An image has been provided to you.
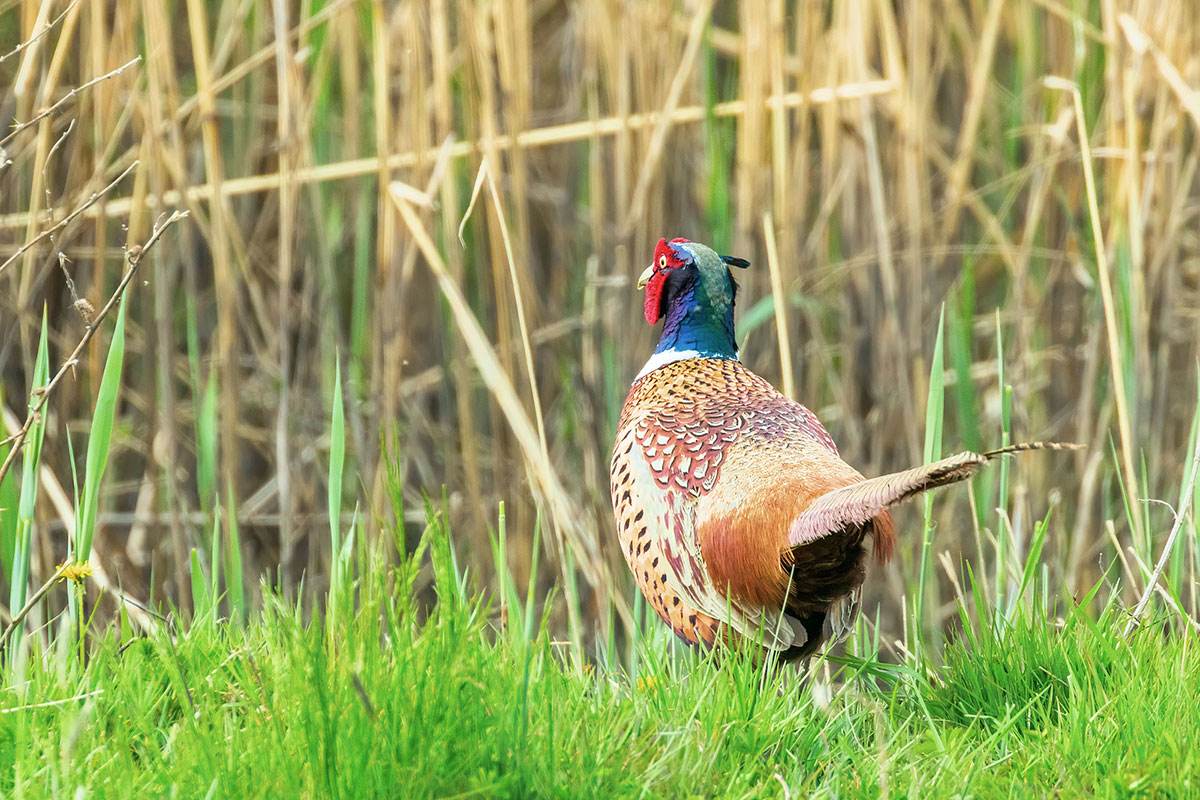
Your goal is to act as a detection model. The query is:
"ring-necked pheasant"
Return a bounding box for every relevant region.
[610,237,1070,660]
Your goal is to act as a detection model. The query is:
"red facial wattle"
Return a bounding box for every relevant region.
[640,237,683,325]
[643,270,668,324]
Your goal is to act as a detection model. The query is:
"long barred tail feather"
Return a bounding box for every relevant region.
[786,442,1078,549]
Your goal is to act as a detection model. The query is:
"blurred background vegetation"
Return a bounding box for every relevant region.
[1,0,1198,652]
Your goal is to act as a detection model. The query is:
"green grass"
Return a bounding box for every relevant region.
[6,309,48,615]
[2,505,1197,799]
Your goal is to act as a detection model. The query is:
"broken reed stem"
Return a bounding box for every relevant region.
[0,210,188,488]
[477,159,549,459]
[0,56,141,149]
[1124,412,1200,635]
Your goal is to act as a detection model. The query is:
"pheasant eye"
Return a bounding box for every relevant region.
[659,255,667,268]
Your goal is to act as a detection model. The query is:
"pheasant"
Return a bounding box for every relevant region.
[610,237,1069,660]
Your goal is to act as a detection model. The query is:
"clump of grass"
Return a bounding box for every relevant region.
[2,494,1199,798]
[4,1,1200,654]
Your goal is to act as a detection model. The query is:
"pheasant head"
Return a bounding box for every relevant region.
[636,238,750,377]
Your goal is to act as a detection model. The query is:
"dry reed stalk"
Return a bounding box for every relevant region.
[140,0,196,616]
[461,159,549,458]
[879,0,927,340]
[369,0,401,526]
[14,0,85,346]
[1117,14,1200,129]
[938,0,1006,244]
[184,0,241,530]
[766,0,788,238]
[0,57,139,150]
[0,0,78,67]
[170,0,355,123]
[11,0,55,109]
[761,212,794,400]
[424,1,483,545]
[1044,76,1144,550]
[851,0,920,465]
[0,80,899,230]
[0,161,138,277]
[466,5,522,535]
[622,0,713,233]
[390,187,630,628]
[492,0,533,311]
[735,1,766,250]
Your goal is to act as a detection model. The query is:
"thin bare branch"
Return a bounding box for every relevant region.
[1,57,141,150]
[0,0,81,65]
[0,160,139,277]
[0,210,188,486]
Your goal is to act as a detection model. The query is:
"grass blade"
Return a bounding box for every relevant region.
[76,294,128,561]
[328,356,346,619]
[915,306,946,659]
[8,308,51,613]
[225,485,244,623]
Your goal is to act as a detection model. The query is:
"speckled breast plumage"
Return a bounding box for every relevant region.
[610,357,870,656]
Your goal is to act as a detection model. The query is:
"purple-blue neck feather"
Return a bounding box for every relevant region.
[653,252,739,361]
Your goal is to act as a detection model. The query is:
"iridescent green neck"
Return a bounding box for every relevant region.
[641,246,738,377]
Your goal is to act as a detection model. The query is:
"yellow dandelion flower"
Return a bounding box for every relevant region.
[636,675,661,693]
[57,562,93,584]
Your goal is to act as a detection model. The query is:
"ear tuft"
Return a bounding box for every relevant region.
[719,254,750,269]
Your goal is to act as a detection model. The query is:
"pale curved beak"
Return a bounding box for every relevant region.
[636,264,655,290]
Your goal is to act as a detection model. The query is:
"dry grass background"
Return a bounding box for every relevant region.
[2,0,1199,649]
